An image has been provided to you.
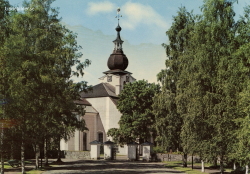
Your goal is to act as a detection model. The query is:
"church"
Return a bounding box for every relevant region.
[60,11,136,155]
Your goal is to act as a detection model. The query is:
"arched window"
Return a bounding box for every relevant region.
[98,132,103,143]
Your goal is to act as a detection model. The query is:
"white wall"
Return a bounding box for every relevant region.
[74,130,80,151]
[118,145,128,155]
[86,97,121,135]
[99,73,136,94]
[60,139,68,151]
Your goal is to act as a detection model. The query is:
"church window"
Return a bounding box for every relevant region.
[107,76,112,82]
[82,132,87,151]
[98,132,103,143]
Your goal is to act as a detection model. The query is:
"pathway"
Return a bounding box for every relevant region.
[42,158,185,174]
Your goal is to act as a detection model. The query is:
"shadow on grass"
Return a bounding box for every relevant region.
[40,159,185,174]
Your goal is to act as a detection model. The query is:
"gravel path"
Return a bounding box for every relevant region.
[41,159,186,174]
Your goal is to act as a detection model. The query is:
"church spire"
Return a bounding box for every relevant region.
[106,8,129,72]
[113,8,124,51]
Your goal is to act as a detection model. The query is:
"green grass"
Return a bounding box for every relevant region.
[175,166,209,174]
[1,162,12,169]
[225,168,233,173]
[18,169,44,174]
[164,161,235,174]
[4,164,12,169]
[164,161,209,174]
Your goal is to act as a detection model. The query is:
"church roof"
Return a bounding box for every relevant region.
[80,83,117,98]
[85,105,98,113]
[74,98,91,106]
[103,69,132,75]
[110,97,118,105]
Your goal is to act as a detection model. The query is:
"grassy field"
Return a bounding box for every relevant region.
[164,161,213,174]
[19,169,44,174]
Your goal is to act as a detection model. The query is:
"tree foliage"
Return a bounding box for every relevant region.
[154,0,250,170]
[0,0,90,172]
[108,80,160,144]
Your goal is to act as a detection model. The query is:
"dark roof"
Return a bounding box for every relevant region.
[141,141,154,146]
[80,83,117,98]
[89,140,102,145]
[103,140,115,145]
[110,97,118,106]
[103,69,132,75]
[74,98,91,106]
[127,142,138,145]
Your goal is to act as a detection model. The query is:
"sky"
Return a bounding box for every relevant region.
[7,0,250,86]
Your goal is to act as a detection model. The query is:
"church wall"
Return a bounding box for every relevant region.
[96,114,106,143]
[85,97,108,132]
[68,136,75,151]
[99,74,136,94]
[86,97,121,142]
[82,112,106,150]
[74,130,80,151]
[108,97,121,130]
[83,113,97,150]
[60,140,68,151]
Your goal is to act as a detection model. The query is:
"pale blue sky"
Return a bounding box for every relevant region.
[8,0,249,45]
[7,0,250,85]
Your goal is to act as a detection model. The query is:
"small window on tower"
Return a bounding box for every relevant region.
[126,76,129,82]
[107,76,112,82]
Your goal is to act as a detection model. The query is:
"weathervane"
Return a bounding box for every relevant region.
[115,7,122,22]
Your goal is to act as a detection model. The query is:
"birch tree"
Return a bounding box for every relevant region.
[0,0,90,172]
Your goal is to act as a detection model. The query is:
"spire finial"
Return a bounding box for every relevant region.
[115,7,122,23]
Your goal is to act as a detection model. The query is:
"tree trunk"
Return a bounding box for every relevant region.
[246,165,248,174]
[201,160,205,172]
[44,138,48,166]
[183,153,187,167]
[1,153,3,174]
[220,157,224,174]
[191,155,193,170]
[21,139,25,174]
[1,132,3,174]
[0,154,3,174]
[35,144,39,169]
[213,158,218,167]
[10,141,14,160]
[233,162,236,170]
[56,139,62,162]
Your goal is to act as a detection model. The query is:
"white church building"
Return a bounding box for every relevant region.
[60,14,136,155]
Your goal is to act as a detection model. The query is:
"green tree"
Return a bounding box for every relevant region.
[0,0,11,173]
[0,0,90,172]
[154,6,195,167]
[233,6,250,169]
[108,80,160,144]
[237,85,250,170]
[157,0,249,171]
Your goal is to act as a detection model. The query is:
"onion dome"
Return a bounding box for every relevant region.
[107,10,129,71]
[107,49,128,71]
[108,8,128,71]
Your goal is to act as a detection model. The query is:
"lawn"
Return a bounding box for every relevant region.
[164,161,236,174]
[164,161,210,174]
[19,170,44,174]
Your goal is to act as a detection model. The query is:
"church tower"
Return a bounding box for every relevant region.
[61,8,136,154]
[99,8,136,95]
